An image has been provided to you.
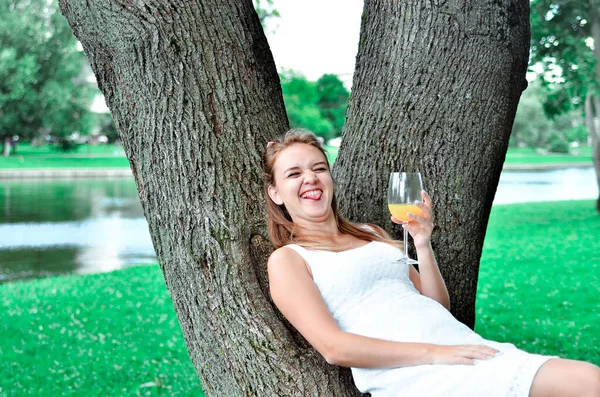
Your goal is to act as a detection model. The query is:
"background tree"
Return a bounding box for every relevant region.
[0,0,97,156]
[253,0,279,27]
[280,70,334,140]
[530,0,600,210]
[317,73,350,137]
[510,80,587,150]
[511,81,555,148]
[280,70,349,142]
[58,0,530,394]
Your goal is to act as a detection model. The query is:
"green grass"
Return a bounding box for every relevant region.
[0,266,203,396]
[323,145,592,166]
[0,143,130,169]
[503,146,593,165]
[0,144,593,170]
[1,200,598,395]
[475,200,600,365]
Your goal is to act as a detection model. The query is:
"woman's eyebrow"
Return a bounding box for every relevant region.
[283,161,328,174]
[283,166,300,174]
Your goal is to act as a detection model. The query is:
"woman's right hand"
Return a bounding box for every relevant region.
[430,344,500,365]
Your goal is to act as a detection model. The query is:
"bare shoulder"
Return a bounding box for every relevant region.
[267,246,310,277]
[268,246,299,263]
[268,246,303,268]
[267,247,315,302]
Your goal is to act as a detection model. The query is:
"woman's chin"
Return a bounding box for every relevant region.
[304,207,334,222]
[290,207,331,223]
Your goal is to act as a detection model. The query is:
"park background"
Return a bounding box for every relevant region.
[1,0,599,395]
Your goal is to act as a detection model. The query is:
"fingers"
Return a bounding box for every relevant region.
[456,357,476,365]
[461,349,495,360]
[390,216,403,225]
[461,345,499,360]
[407,212,429,225]
[407,191,433,224]
[477,345,500,356]
[421,190,432,205]
[415,201,433,219]
[437,345,500,366]
[415,192,433,220]
[406,212,434,236]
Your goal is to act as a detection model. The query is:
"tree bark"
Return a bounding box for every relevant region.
[586,93,600,212]
[3,135,10,157]
[58,0,360,395]
[589,14,600,212]
[334,0,531,328]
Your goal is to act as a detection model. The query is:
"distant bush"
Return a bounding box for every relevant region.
[563,124,589,144]
[55,138,80,152]
[280,70,349,142]
[547,133,570,154]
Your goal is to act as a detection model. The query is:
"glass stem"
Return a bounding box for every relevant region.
[403,223,409,259]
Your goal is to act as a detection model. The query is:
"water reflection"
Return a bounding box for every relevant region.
[0,168,597,281]
[0,178,143,223]
[493,167,598,205]
[0,178,155,282]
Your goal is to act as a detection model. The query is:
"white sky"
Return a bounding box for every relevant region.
[264,0,364,86]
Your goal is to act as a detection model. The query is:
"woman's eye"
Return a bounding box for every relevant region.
[315,167,328,172]
[287,172,299,177]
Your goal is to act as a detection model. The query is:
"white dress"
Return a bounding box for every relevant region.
[284,241,556,397]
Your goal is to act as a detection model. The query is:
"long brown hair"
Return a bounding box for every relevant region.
[262,129,400,251]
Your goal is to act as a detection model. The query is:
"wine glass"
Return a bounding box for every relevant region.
[387,172,424,264]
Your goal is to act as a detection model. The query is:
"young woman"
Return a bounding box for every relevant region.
[263,129,600,397]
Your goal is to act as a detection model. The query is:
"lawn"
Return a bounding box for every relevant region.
[0,266,203,396]
[325,145,592,166]
[1,200,599,395]
[475,200,600,363]
[0,143,593,170]
[0,143,130,169]
[503,146,593,165]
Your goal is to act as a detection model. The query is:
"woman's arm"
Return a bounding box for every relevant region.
[268,247,496,368]
[414,243,450,310]
[397,190,450,310]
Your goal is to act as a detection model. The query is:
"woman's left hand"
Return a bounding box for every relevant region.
[391,190,434,249]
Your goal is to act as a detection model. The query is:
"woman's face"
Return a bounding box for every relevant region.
[268,143,334,224]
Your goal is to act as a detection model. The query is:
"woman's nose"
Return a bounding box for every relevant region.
[303,170,318,183]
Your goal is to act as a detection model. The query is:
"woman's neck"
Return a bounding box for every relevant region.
[293,217,342,242]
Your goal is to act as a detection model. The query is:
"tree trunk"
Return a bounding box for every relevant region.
[586,93,600,212]
[58,0,530,394]
[589,15,600,212]
[3,135,10,157]
[58,0,360,395]
[333,0,531,328]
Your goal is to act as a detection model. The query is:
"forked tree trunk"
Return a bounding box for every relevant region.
[590,16,600,212]
[59,0,530,395]
[586,93,600,212]
[334,0,531,328]
[3,135,10,157]
[58,0,360,395]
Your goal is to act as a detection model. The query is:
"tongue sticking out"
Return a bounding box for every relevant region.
[301,190,322,200]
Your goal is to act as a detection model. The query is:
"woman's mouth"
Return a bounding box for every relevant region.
[300,189,323,200]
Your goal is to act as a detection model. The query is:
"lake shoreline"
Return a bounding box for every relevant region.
[0,163,594,179]
[0,168,133,178]
[502,162,593,171]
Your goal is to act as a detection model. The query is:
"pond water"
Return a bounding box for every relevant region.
[0,167,597,282]
[0,179,155,282]
[494,167,598,205]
